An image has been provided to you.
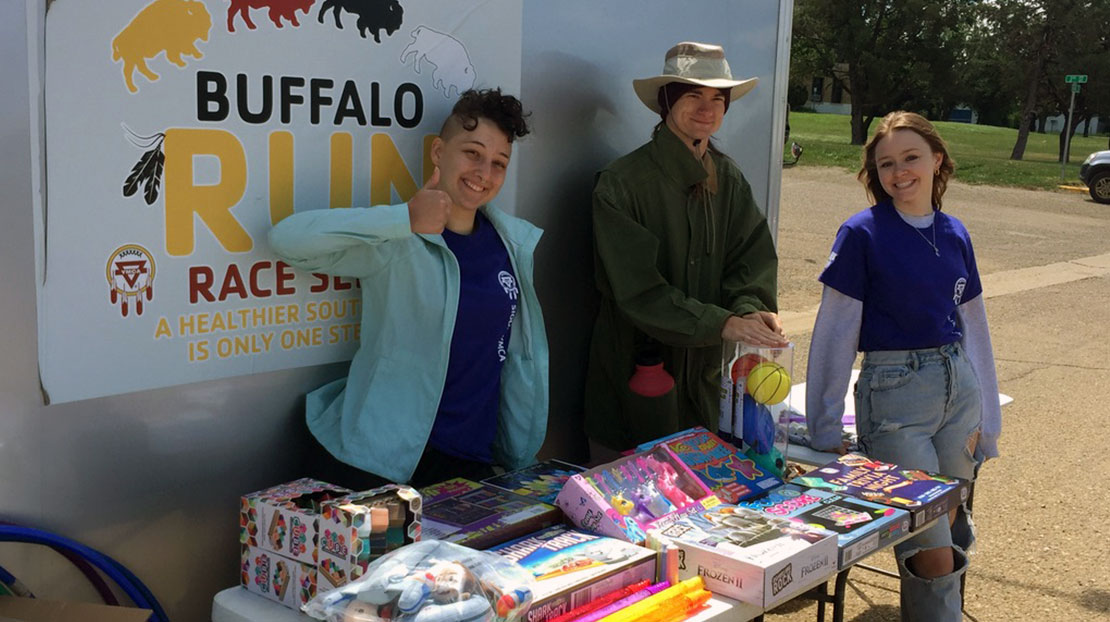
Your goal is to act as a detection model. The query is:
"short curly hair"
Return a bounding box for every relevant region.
[441,88,531,143]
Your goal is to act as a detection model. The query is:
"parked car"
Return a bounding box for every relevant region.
[1079,150,1110,204]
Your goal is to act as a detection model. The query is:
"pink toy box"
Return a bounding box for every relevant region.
[554,446,719,544]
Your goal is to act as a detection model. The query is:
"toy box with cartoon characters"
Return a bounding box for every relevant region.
[488,525,658,622]
[316,484,422,591]
[793,453,970,531]
[554,446,718,544]
[418,478,562,550]
[635,427,782,503]
[647,504,837,609]
[739,484,911,568]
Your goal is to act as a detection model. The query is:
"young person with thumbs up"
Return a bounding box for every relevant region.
[269,88,548,488]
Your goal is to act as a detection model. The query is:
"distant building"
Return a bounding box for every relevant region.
[806,69,851,115]
[1043,115,1102,134]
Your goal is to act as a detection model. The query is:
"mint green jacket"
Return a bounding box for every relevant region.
[268,204,549,483]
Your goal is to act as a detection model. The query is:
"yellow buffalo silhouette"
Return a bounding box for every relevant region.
[111,0,212,93]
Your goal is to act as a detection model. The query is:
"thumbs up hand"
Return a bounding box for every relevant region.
[408,167,451,234]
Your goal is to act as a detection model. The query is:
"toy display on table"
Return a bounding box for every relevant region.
[304,540,534,622]
[634,427,782,504]
[647,504,837,609]
[720,342,794,477]
[318,484,423,591]
[739,484,911,569]
[418,479,561,551]
[794,453,970,532]
[481,460,586,505]
[554,446,717,544]
[487,525,658,622]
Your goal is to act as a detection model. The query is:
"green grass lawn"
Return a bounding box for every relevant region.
[788,111,1109,190]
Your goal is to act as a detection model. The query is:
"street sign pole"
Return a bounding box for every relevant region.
[1061,83,1079,179]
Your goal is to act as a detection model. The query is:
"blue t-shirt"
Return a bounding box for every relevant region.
[819,200,982,352]
[430,211,518,463]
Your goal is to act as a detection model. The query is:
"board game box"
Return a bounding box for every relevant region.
[481,459,586,505]
[488,525,658,622]
[739,484,911,568]
[418,478,561,550]
[793,453,970,531]
[635,427,783,503]
[647,504,836,609]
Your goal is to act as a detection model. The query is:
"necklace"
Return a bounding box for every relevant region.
[910,217,940,257]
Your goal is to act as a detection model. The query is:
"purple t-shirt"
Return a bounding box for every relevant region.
[430,211,518,463]
[819,200,982,351]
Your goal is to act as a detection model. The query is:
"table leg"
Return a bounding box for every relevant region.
[815,580,827,622]
[832,566,852,622]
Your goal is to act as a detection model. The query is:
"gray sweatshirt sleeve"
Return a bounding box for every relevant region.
[805,285,862,451]
[957,294,1002,459]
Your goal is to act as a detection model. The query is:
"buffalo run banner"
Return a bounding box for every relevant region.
[38,0,522,403]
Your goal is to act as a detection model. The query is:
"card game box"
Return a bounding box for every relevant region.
[418,478,561,550]
[647,504,836,609]
[793,453,970,531]
[488,525,658,622]
[740,484,911,568]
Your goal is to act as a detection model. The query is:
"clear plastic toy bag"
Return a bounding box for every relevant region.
[303,540,534,622]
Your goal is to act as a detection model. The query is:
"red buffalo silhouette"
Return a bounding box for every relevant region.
[226,0,315,32]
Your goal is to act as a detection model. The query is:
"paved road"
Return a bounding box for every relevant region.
[767,166,1110,622]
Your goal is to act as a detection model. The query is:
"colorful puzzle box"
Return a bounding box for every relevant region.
[488,525,658,622]
[793,453,970,531]
[316,484,422,591]
[418,478,561,550]
[740,484,911,568]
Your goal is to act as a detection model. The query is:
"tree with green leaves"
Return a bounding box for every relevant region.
[792,0,973,144]
[977,0,1108,160]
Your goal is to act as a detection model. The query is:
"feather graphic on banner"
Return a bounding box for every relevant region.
[121,125,166,206]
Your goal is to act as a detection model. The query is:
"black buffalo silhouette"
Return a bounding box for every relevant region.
[317,0,402,43]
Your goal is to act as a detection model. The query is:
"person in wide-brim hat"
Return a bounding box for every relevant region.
[583,40,784,460]
[632,41,758,114]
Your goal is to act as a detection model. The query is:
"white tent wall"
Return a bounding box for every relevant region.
[0,1,791,620]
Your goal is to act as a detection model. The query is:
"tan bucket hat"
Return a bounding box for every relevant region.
[632,41,758,113]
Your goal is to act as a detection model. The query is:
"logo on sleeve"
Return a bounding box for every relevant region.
[953,277,967,305]
[824,251,837,270]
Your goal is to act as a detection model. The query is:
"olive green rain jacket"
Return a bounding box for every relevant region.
[584,125,778,450]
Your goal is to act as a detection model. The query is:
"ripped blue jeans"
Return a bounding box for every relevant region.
[855,342,981,621]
